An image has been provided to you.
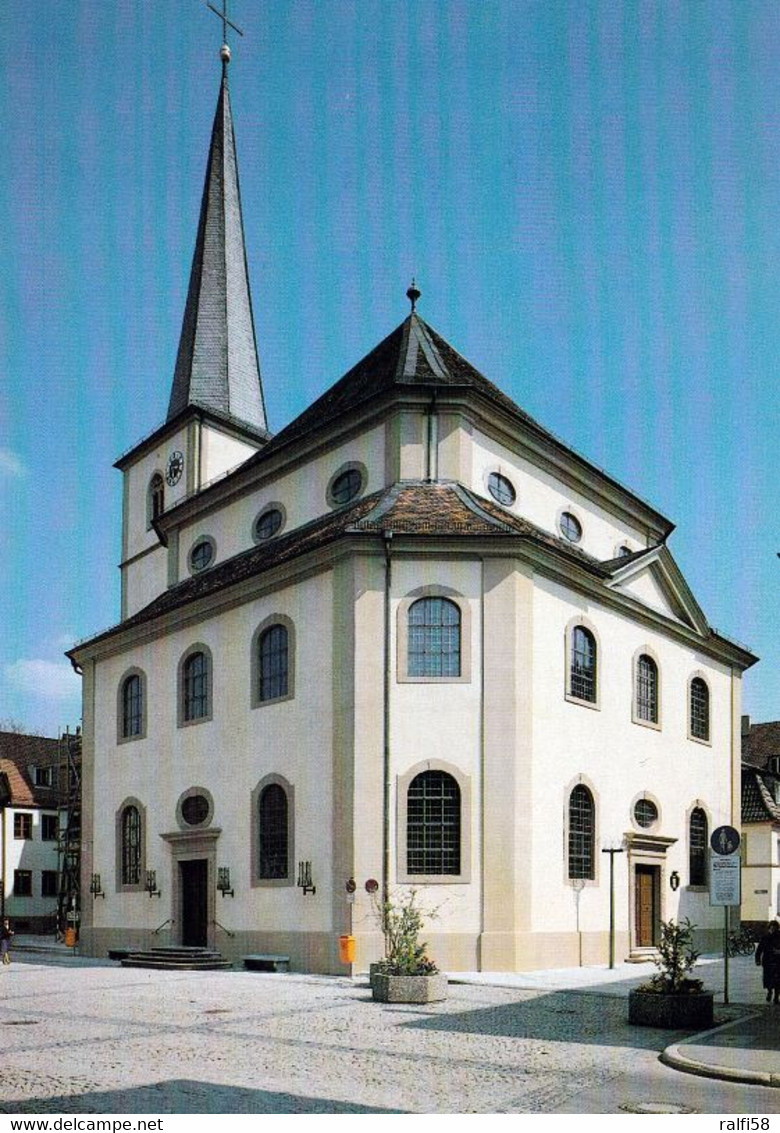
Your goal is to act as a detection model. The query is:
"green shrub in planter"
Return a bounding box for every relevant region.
[628,918,713,1029]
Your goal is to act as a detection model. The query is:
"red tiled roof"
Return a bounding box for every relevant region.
[0,732,60,808]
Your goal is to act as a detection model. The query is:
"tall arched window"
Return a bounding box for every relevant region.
[258,783,289,879]
[568,785,595,880]
[570,626,597,703]
[183,651,209,722]
[121,674,143,738]
[121,805,141,885]
[148,474,164,525]
[408,597,461,678]
[689,807,707,886]
[635,654,659,724]
[407,770,461,875]
[259,625,289,702]
[690,677,710,741]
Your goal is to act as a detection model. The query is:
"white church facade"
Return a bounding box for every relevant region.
[68,50,756,973]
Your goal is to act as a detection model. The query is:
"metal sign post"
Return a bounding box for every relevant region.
[710,825,741,1006]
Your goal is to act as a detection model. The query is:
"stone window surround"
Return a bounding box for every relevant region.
[146,470,165,530]
[631,646,662,731]
[252,502,287,544]
[396,759,472,885]
[326,461,368,510]
[630,790,662,834]
[686,799,710,891]
[115,796,147,893]
[187,534,218,576]
[116,666,148,745]
[564,615,601,710]
[484,468,517,508]
[556,503,584,544]
[250,773,296,888]
[250,614,296,709]
[562,774,600,888]
[397,585,472,684]
[177,643,214,728]
[687,671,712,746]
[175,786,215,832]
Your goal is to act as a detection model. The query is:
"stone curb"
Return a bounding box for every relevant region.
[661,1011,780,1088]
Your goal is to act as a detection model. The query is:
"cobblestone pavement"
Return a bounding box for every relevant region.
[1,958,779,1114]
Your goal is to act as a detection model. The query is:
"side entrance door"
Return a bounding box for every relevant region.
[180,859,208,947]
[635,864,659,948]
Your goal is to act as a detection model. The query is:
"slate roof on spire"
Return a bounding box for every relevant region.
[167,71,268,435]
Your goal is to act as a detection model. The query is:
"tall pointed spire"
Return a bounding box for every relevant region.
[167,57,268,434]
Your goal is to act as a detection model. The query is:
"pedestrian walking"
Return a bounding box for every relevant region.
[1,918,14,966]
[755,920,780,1002]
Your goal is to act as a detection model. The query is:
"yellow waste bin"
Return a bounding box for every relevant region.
[65,928,77,948]
[339,934,356,964]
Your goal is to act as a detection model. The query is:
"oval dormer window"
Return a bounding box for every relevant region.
[488,472,516,507]
[329,467,363,507]
[559,511,582,544]
[181,794,210,827]
[189,538,215,573]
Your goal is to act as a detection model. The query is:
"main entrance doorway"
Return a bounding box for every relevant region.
[180,859,208,947]
[635,864,660,948]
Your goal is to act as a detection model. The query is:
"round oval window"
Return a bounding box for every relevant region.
[634,799,658,828]
[559,511,582,543]
[255,508,283,541]
[190,540,214,571]
[181,795,210,826]
[330,468,362,506]
[488,472,516,507]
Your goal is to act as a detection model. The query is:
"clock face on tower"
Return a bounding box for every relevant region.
[166,451,184,486]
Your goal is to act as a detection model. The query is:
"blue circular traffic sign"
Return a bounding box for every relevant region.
[711,825,740,855]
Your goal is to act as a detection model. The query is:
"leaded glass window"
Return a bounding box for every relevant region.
[259,625,289,701]
[568,785,595,880]
[330,468,362,505]
[122,805,141,886]
[634,798,658,828]
[183,651,209,721]
[407,771,461,875]
[408,597,461,678]
[122,674,143,738]
[690,678,710,741]
[690,807,707,886]
[570,626,597,702]
[636,654,658,724]
[259,784,289,879]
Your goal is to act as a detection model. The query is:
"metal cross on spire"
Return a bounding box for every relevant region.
[206,0,244,66]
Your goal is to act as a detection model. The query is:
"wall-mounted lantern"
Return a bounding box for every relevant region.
[217,867,234,898]
[297,860,316,896]
[89,873,105,900]
[145,869,161,899]
[669,870,680,892]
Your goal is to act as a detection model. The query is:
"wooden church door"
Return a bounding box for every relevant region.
[180,859,208,947]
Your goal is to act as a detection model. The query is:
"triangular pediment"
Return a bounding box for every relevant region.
[605,547,709,635]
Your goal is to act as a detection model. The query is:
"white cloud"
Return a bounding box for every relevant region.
[5,660,80,702]
[0,448,25,478]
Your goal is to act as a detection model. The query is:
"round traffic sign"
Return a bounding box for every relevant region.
[710,825,740,855]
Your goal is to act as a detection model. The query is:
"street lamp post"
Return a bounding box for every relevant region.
[602,844,625,969]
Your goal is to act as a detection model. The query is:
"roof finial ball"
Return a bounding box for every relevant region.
[220,43,231,64]
[406,278,421,312]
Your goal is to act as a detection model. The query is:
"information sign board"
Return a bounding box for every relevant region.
[710,853,741,906]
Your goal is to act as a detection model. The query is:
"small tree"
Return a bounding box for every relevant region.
[376,889,439,976]
[648,918,702,994]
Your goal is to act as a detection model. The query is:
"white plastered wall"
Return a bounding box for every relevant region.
[530,574,734,939]
[89,571,335,937]
[3,807,60,921]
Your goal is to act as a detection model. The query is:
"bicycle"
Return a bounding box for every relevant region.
[727,927,756,956]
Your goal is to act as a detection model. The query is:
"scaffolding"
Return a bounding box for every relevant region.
[56,727,81,937]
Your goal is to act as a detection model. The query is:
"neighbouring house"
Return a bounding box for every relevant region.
[741,716,780,931]
[67,46,756,972]
[0,731,63,933]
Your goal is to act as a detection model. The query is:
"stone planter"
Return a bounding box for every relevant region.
[372,972,448,1004]
[628,988,714,1029]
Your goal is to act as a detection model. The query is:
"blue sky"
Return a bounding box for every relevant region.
[1,0,779,735]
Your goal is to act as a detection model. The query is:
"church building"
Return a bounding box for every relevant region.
[68,42,756,973]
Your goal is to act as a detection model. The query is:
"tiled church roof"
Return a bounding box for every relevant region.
[71,481,613,652]
[743,721,780,769]
[743,767,780,824]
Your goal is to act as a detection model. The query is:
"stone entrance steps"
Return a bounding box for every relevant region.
[120,946,232,971]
